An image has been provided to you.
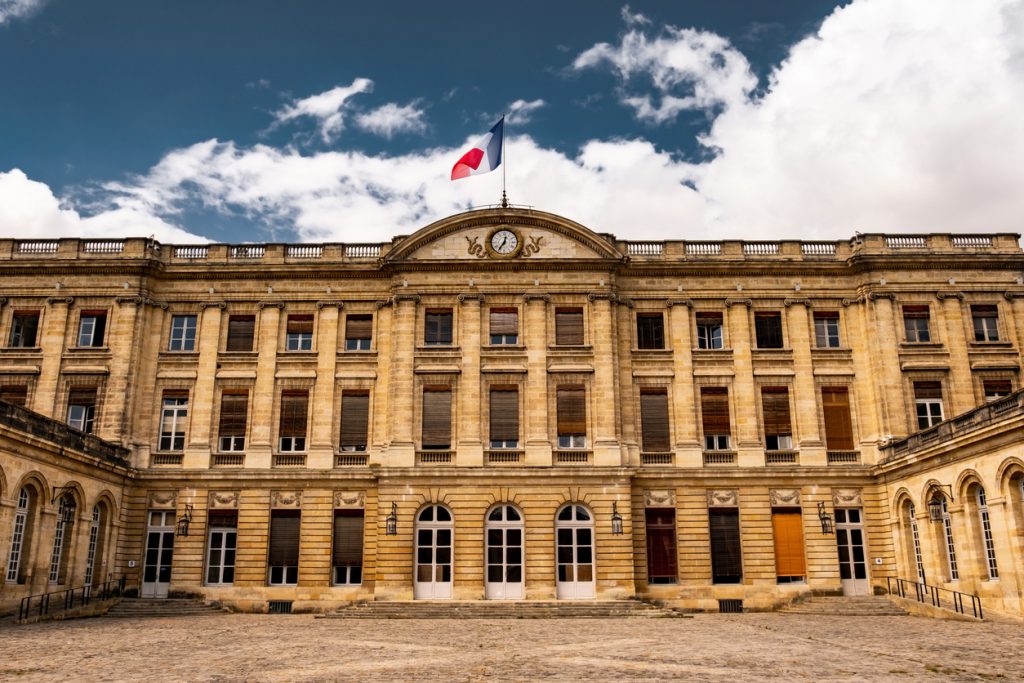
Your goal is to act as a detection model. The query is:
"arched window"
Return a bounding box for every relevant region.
[414,504,453,599]
[555,503,595,599]
[84,503,108,591]
[976,487,999,580]
[906,502,925,584]
[933,495,959,581]
[485,504,524,600]
[48,493,77,584]
[6,487,37,584]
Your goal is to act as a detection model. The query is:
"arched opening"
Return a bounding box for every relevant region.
[84,502,109,592]
[555,503,595,599]
[6,486,39,585]
[414,504,453,599]
[902,500,926,584]
[48,492,77,584]
[485,504,523,600]
[930,492,959,582]
[968,484,999,580]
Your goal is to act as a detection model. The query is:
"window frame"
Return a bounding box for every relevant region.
[76,310,108,348]
[168,314,198,352]
[754,312,784,349]
[695,313,724,350]
[424,309,454,347]
[8,310,40,348]
[635,312,666,350]
[902,305,932,343]
[285,314,315,352]
[158,395,189,451]
[813,312,841,348]
[971,304,1000,342]
[344,314,373,351]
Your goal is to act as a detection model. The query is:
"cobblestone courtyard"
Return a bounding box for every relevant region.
[1,613,1022,681]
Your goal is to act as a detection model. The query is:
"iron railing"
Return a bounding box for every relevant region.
[18,575,126,621]
[886,576,983,619]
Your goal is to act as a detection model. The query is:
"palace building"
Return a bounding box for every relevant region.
[1,207,1023,616]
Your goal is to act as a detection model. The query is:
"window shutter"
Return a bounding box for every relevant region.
[645,508,677,580]
[984,380,1012,395]
[421,388,452,448]
[268,511,300,566]
[755,313,783,348]
[489,309,518,336]
[821,387,854,450]
[0,385,28,407]
[208,510,237,528]
[640,390,670,452]
[218,392,248,437]
[489,388,519,442]
[701,387,731,435]
[761,387,792,437]
[332,510,364,567]
[340,391,370,448]
[556,386,586,436]
[903,305,929,317]
[972,304,998,315]
[226,315,255,351]
[709,508,742,582]
[345,315,372,340]
[425,310,453,344]
[555,309,584,345]
[914,381,942,399]
[68,387,97,406]
[772,510,806,577]
[279,391,308,437]
[287,315,313,334]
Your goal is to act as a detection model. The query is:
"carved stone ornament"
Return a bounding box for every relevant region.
[147,491,177,509]
[208,491,239,509]
[935,291,965,301]
[257,301,285,309]
[769,488,801,506]
[724,298,752,308]
[271,490,302,509]
[333,491,365,509]
[783,298,812,308]
[832,487,863,507]
[706,489,739,508]
[644,490,676,508]
[199,301,227,310]
[519,234,544,257]
[316,301,344,310]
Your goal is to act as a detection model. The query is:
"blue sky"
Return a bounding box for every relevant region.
[1,0,1022,243]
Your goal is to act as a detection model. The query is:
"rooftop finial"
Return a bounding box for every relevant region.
[500,190,509,208]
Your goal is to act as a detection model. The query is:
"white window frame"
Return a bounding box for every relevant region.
[205,523,237,586]
[977,487,999,580]
[972,310,1000,342]
[77,313,105,347]
[814,315,841,348]
[765,434,793,451]
[696,317,724,350]
[279,436,307,452]
[704,434,731,451]
[285,330,313,351]
[6,488,30,582]
[903,313,931,343]
[557,435,587,449]
[67,402,96,434]
[159,397,188,451]
[219,435,245,452]
[169,315,198,352]
[915,399,943,429]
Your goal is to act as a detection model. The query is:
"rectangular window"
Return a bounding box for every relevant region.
[489,387,519,448]
[285,314,314,351]
[640,389,670,452]
[268,510,299,585]
[645,508,677,584]
[972,305,1000,342]
[421,387,452,449]
[772,509,806,583]
[339,391,369,451]
[489,308,518,345]
[424,309,453,346]
[814,312,841,348]
[66,387,97,433]
[761,387,793,450]
[821,386,855,451]
[159,393,188,451]
[218,391,248,452]
[696,313,724,350]
[754,312,784,349]
[701,387,731,451]
[205,511,237,585]
[636,313,665,350]
[914,381,944,429]
[169,314,197,352]
[556,385,587,449]
[554,308,584,346]
[903,305,931,343]
[77,311,107,347]
[0,385,28,407]
[332,510,364,585]
[279,391,308,452]
[8,311,40,348]
[984,380,1013,401]
[709,508,742,584]
[226,315,255,352]
[345,315,373,351]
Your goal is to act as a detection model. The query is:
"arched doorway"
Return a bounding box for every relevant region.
[904,501,926,584]
[5,486,38,584]
[555,503,595,599]
[84,503,108,593]
[48,492,77,585]
[485,504,523,600]
[414,504,453,599]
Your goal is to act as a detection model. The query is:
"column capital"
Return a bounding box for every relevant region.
[46,296,74,306]
[393,293,420,305]
[1004,291,1024,300]
[666,298,693,308]
[936,291,965,301]
[783,297,812,308]
[0,297,7,308]
[587,292,616,302]
[316,300,345,309]
[199,300,227,310]
[842,295,865,306]
[724,297,752,308]
[375,298,394,309]
[616,297,634,309]
[457,292,484,303]
[522,292,550,303]
[257,300,285,309]
[867,291,896,301]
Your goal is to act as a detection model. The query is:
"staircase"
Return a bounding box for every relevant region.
[779,596,907,616]
[321,599,684,619]
[105,598,226,618]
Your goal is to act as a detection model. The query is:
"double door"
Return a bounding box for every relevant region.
[835,508,869,595]
[141,511,174,598]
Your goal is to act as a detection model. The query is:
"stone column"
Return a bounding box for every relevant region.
[785,299,824,465]
[388,294,418,467]
[726,299,760,465]
[457,294,483,466]
[184,302,224,468]
[938,292,974,414]
[100,297,142,443]
[248,302,282,469]
[131,303,167,467]
[523,294,551,466]
[668,301,698,465]
[33,297,72,418]
[29,506,58,592]
[589,294,620,466]
[309,302,342,469]
[867,294,908,439]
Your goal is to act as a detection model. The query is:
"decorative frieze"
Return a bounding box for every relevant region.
[706,489,738,508]
[333,491,365,509]
[271,490,302,509]
[769,488,801,506]
[644,490,676,508]
[832,488,863,507]
[147,491,177,509]
[208,491,239,509]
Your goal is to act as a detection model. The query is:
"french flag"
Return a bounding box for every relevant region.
[451,117,504,181]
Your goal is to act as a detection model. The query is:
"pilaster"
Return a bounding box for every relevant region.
[614,299,638,465]
[868,294,908,438]
[523,293,551,465]
[845,298,883,460]
[589,294,620,466]
[668,300,699,464]
[457,294,483,466]
[248,303,282,469]
[33,297,72,418]
[185,303,224,468]
[784,299,824,465]
[938,293,974,414]
[309,303,341,469]
[726,299,760,465]
[100,297,141,443]
[388,294,418,467]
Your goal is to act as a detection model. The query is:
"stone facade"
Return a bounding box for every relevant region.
[0,209,1023,615]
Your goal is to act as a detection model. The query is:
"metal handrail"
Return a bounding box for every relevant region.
[886,576,983,619]
[18,575,126,621]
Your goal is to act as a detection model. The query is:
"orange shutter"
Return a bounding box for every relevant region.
[772,510,806,578]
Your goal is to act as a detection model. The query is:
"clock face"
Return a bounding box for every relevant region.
[490,229,519,255]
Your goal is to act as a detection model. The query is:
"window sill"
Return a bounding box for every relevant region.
[0,346,42,353]
[753,347,790,353]
[219,350,258,357]
[483,344,526,351]
[969,341,1013,349]
[279,350,317,356]
[632,347,672,354]
[417,345,460,352]
[547,344,593,352]
[900,342,945,350]
[692,347,732,353]
[68,346,111,353]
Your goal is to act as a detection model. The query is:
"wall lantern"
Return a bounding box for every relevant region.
[610,502,624,535]
[817,501,833,535]
[52,485,77,525]
[927,485,954,522]
[176,503,194,537]
[385,502,398,536]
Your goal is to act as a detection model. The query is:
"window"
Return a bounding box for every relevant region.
[226,315,255,352]
[772,509,806,583]
[285,314,314,351]
[935,496,959,581]
[556,385,586,449]
[814,312,841,348]
[268,510,300,585]
[1,385,28,407]
[339,391,369,451]
[701,387,731,451]
[709,508,742,584]
[907,503,926,584]
[754,312,784,349]
[903,305,931,342]
[279,391,308,452]
[696,313,723,350]
[821,387,854,452]
[976,487,999,580]
[984,380,1013,401]
[6,487,36,583]
[639,389,670,452]
[8,310,39,348]
[218,391,248,451]
[914,381,944,429]
[66,387,97,434]
[205,511,237,585]
[169,315,197,351]
[636,313,665,350]
[489,387,519,449]
[761,387,793,450]
[48,494,76,583]
[489,308,518,345]
[421,387,452,449]
[332,510,364,585]
[77,310,107,347]
[554,308,584,346]
[424,309,453,346]
[345,315,373,350]
[972,305,1000,342]
[645,508,677,584]
[159,394,188,451]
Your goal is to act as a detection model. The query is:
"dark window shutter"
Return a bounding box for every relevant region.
[489,309,518,336]
[709,508,742,583]
[279,391,309,437]
[226,315,255,351]
[984,380,1012,395]
[755,313,783,348]
[0,385,28,407]
[345,315,372,341]
[903,305,930,317]
[914,381,942,399]
[972,304,998,315]
[557,386,586,436]
[208,510,237,528]
[489,388,519,442]
[218,392,248,437]
[640,390,670,451]
[555,308,584,345]
[425,310,453,344]
[332,510,364,567]
[821,387,854,450]
[645,508,677,581]
[701,387,731,435]
[340,391,370,448]
[421,388,452,448]
[636,314,665,349]
[287,315,314,334]
[68,387,97,407]
[761,387,792,437]
[268,511,300,566]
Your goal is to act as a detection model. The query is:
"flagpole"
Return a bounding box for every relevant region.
[501,114,508,208]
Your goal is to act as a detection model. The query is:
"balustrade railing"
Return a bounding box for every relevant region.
[286,245,323,258]
[82,240,124,254]
[230,245,265,259]
[801,242,836,256]
[952,235,993,248]
[344,244,382,258]
[174,246,208,259]
[743,242,780,255]
[17,240,58,254]
[885,236,927,249]
[626,241,663,256]
[685,241,721,255]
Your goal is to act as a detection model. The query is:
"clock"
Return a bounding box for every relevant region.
[486,227,522,258]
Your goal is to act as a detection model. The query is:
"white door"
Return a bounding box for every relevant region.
[414,505,453,599]
[835,508,869,595]
[142,511,175,599]
[556,504,595,599]
[485,505,524,600]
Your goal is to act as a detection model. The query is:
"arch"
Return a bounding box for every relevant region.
[413,503,454,599]
[5,482,42,584]
[0,462,6,500]
[91,489,119,519]
[892,487,915,514]
[920,478,948,507]
[954,469,985,501]
[15,471,50,505]
[554,502,595,599]
[996,457,1024,494]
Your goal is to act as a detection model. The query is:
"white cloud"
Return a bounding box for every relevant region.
[0,0,45,25]
[272,78,374,142]
[355,101,427,138]
[505,99,546,124]
[620,5,650,27]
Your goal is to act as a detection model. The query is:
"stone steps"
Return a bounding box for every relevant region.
[779,596,907,616]
[321,600,683,619]
[105,599,226,618]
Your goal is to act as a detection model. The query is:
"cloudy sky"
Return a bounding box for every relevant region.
[1,0,1022,244]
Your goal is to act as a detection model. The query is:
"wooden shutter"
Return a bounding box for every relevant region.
[345,315,372,340]
[489,309,518,336]
[489,387,519,442]
[279,391,308,437]
[218,391,248,437]
[0,385,28,407]
[755,313,783,348]
[226,315,255,351]
[421,388,452,448]
[208,510,237,528]
[772,510,806,578]
[640,390,670,452]
[268,511,300,566]
[972,304,998,315]
[556,386,586,436]
[68,387,97,407]
[914,381,942,399]
[903,305,929,317]
[984,380,1013,395]
[709,508,742,583]
[332,510,364,567]
[645,508,677,581]
[761,387,792,436]
[701,387,731,435]
[340,391,369,448]
[821,387,854,450]
[555,308,584,345]
[425,310,453,344]
[287,315,313,334]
